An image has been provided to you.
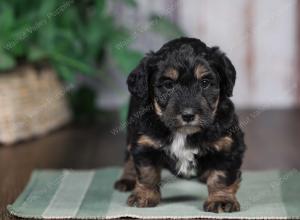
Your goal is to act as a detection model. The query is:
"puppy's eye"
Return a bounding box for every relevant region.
[162,80,174,90]
[200,79,210,89]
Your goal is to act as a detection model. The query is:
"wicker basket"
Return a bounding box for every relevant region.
[0,64,72,145]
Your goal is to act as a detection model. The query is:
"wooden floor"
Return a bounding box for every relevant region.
[0,109,300,220]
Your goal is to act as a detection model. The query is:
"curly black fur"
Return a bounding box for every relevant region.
[115,37,246,213]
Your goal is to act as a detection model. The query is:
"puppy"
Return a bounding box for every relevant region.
[114,37,246,213]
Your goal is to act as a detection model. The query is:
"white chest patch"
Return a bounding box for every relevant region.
[166,132,199,177]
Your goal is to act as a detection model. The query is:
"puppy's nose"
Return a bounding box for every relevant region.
[181,109,195,123]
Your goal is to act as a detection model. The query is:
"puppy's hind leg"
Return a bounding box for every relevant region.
[114,148,136,192]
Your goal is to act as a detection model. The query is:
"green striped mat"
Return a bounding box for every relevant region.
[7,167,300,219]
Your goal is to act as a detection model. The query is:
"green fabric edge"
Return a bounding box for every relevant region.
[7,170,41,218]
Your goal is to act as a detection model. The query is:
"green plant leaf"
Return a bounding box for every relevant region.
[50,51,93,75]
[0,3,14,33]
[28,46,47,61]
[38,0,57,18]
[122,0,137,7]
[55,63,75,82]
[149,14,184,39]
[0,51,16,71]
[84,20,106,56]
[110,48,143,75]
[37,24,57,51]
[95,0,106,14]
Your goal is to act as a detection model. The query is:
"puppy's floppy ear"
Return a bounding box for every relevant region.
[127,56,150,99]
[210,47,236,97]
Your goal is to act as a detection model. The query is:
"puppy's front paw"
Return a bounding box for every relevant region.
[114,179,135,192]
[203,199,240,213]
[127,187,160,207]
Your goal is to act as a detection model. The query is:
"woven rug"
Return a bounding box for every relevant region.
[7,167,300,219]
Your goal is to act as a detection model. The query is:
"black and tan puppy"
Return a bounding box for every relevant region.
[114,37,246,213]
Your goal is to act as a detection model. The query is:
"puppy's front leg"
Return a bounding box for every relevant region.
[204,170,241,213]
[127,147,161,208]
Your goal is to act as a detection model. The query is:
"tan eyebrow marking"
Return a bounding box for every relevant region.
[164,68,179,80]
[195,65,209,79]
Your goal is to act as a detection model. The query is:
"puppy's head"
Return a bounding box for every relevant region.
[127,37,236,134]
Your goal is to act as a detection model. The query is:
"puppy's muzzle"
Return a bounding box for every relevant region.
[181,108,196,123]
